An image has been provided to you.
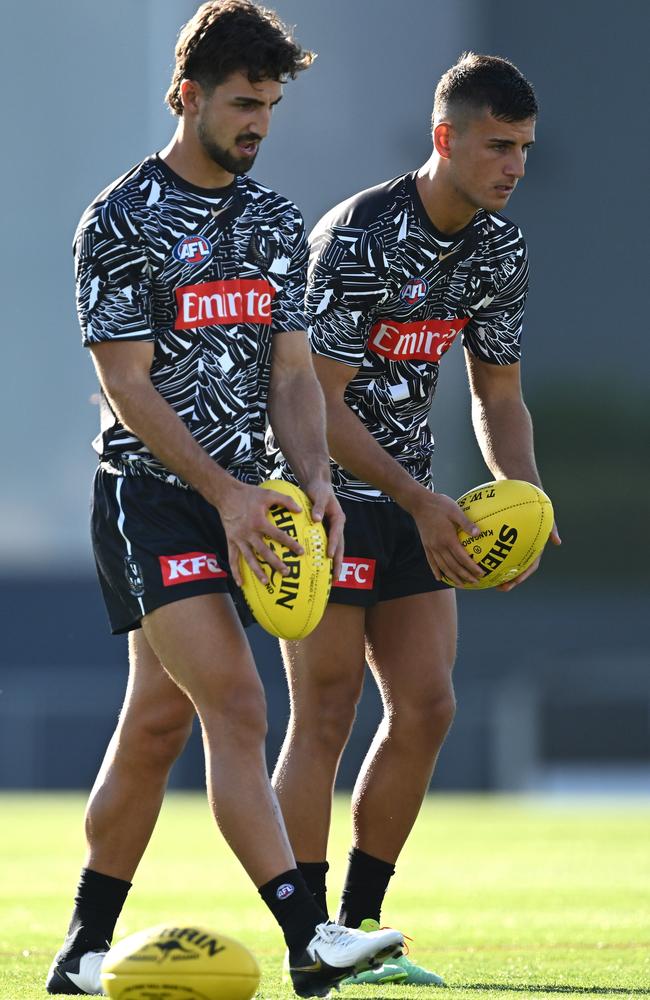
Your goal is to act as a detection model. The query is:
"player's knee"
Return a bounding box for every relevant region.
[294,679,362,756]
[230,689,268,744]
[122,708,194,769]
[421,688,456,748]
[428,687,456,737]
[317,701,357,755]
[390,685,456,747]
[150,715,195,767]
[204,681,269,747]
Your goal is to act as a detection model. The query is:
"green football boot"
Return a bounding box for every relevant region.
[341,919,445,987]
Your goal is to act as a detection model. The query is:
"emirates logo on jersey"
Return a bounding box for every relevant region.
[175,279,276,329]
[368,317,469,362]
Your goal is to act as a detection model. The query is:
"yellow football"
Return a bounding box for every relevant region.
[101,923,260,1000]
[239,480,332,639]
[443,479,554,590]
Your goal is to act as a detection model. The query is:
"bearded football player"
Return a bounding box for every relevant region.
[46,3,407,995]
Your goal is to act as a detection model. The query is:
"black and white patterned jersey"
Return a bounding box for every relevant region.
[273,171,528,500]
[75,154,308,486]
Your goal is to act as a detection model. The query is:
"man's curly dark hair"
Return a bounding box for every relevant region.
[166,0,315,116]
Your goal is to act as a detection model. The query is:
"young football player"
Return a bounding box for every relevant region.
[272,52,561,986]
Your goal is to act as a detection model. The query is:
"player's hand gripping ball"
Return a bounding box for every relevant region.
[443,479,554,590]
[101,923,260,1000]
[240,480,332,639]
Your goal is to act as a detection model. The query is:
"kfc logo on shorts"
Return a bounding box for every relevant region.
[400,277,428,304]
[333,557,376,590]
[159,551,227,587]
[173,235,213,265]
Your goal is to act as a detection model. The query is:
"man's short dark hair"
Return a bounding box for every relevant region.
[433,52,538,129]
[166,0,315,116]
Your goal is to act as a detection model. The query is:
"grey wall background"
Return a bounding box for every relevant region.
[1,0,648,791]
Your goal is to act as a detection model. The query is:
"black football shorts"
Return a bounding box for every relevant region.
[330,497,449,607]
[91,467,253,635]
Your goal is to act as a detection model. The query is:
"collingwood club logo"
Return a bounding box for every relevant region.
[124,556,145,597]
[247,230,276,269]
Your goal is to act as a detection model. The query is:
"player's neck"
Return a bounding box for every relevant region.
[416,158,477,235]
[159,126,235,191]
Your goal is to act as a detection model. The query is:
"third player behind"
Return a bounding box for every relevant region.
[271,52,561,985]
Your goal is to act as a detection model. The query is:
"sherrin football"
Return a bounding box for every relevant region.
[443,479,554,590]
[239,479,332,639]
[101,923,260,1000]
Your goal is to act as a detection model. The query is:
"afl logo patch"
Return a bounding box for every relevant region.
[173,235,213,265]
[276,883,295,901]
[400,277,428,304]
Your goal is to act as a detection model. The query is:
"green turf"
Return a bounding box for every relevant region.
[1,793,649,999]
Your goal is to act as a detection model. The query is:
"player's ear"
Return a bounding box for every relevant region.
[433,122,453,160]
[180,78,202,116]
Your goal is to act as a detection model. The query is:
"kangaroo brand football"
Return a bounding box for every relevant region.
[239,480,332,639]
[443,479,553,590]
[101,923,260,1000]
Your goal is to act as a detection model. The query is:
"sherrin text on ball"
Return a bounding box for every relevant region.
[442,479,553,590]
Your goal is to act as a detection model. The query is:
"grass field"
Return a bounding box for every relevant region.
[1,793,649,999]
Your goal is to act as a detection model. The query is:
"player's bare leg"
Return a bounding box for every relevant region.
[49,578,201,992]
[141,592,296,884]
[46,633,196,994]
[352,589,457,863]
[144,594,404,997]
[273,604,367,863]
[336,589,455,987]
[274,590,454,988]
[84,631,195,880]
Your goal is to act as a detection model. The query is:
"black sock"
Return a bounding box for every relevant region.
[296,861,329,917]
[337,847,395,928]
[258,869,327,960]
[60,868,132,957]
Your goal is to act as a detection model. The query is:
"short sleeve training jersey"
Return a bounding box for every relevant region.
[75,155,308,486]
[273,171,528,501]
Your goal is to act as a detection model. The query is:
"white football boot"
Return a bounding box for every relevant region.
[45,949,107,995]
[288,920,404,997]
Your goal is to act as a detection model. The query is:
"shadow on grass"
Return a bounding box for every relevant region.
[451,985,650,996]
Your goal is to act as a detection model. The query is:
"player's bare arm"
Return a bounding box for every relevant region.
[268,331,345,576]
[465,349,561,590]
[89,340,304,586]
[313,353,484,587]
